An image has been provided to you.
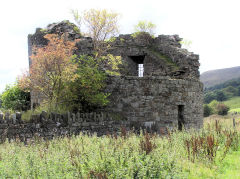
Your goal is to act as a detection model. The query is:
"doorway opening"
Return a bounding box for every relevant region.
[178,105,185,131]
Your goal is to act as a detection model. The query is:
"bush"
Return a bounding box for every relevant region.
[203,104,213,117]
[67,55,109,112]
[216,103,230,115]
[208,100,219,114]
[1,83,30,111]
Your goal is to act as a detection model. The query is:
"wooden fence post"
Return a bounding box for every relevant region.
[233,118,236,128]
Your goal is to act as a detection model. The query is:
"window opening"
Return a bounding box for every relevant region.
[129,55,145,77]
[138,64,144,77]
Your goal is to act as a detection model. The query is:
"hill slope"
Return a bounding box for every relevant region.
[223,96,240,111]
[201,66,240,88]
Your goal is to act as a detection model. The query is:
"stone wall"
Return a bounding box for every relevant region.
[27,21,203,132]
[0,111,163,142]
[104,76,203,130]
[109,34,200,78]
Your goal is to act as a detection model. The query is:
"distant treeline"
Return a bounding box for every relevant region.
[204,78,240,104]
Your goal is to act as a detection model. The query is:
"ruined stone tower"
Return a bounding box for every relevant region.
[28,21,203,132]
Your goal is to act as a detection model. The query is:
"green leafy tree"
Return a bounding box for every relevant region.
[132,20,156,45]
[72,9,123,75]
[203,104,213,117]
[237,86,240,96]
[204,92,216,104]
[215,90,227,101]
[208,100,219,114]
[67,55,109,112]
[224,86,238,97]
[72,9,120,57]
[1,83,30,111]
[180,39,192,50]
[134,20,156,36]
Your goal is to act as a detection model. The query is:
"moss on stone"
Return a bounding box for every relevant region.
[109,112,127,121]
[148,47,179,70]
[73,26,80,34]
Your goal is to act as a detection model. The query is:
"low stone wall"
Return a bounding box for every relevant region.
[0,111,160,143]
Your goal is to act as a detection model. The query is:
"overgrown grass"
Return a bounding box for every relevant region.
[0,115,239,178]
[21,102,69,121]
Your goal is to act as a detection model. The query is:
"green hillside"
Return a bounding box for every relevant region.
[223,96,240,112]
[204,78,240,104]
[201,66,240,88]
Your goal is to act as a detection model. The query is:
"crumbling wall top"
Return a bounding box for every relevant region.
[28,21,200,79]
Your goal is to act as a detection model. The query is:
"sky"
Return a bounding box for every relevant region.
[0,0,240,92]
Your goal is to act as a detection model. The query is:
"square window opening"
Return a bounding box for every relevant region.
[129,55,145,77]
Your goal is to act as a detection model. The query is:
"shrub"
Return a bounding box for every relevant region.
[134,20,156,36]
[132,20,156,45]
[67,55,109,112]
[216,103,230,115]
[1,83,30,111]
[203,104,213,117]
[208,100,219,114]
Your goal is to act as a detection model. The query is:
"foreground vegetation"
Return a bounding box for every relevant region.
[0,115,239,178]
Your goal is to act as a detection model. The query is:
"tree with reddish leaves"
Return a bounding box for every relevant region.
[19,34,78,110]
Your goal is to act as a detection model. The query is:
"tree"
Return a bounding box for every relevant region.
[237,86,240,96]
[1,83,30,111]
[72,9,122,76]
[208,100,219,114]
[224,86,238,97]
[132,20,156,45]
[134,20,156,36]
[72,9,120,57]
[19,34,78,109]
[67,55,109,112]
[204,92,216,104]
[215,90,227,101]
[203,104,213,117]
[180,39,192,50]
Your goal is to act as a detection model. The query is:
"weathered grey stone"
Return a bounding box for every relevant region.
[0,124,8,129]
[36,123,41,129]
[5,113,10,121]
[0,113,3,121]
[72,113,76,122]
[81,122,90,127]
[40,111,48,121]
[68,112,72,125]
[11,114,17,124]
[16,112,22,121]
[26,21,203,133]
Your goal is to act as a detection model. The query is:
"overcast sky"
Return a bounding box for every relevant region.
[0,0,239,92]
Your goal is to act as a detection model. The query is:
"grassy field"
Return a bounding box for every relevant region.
[229,108,240,113]
[224,96,240,111]
[0,115,239,178]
